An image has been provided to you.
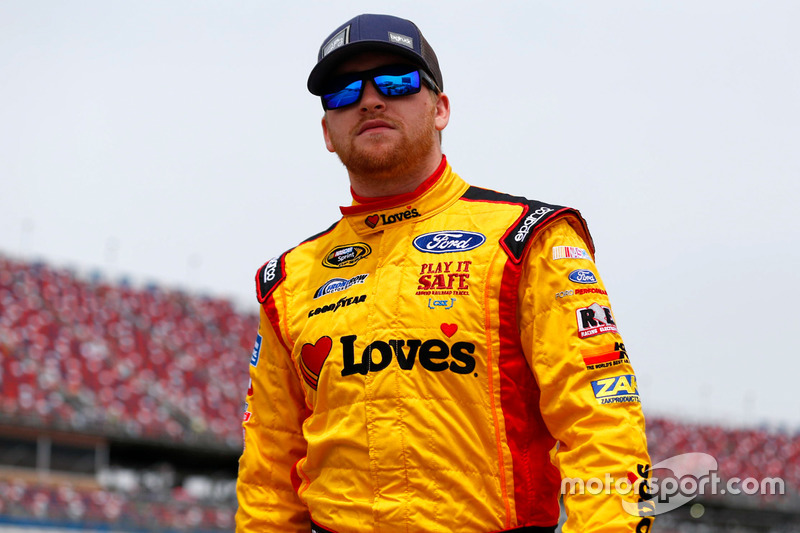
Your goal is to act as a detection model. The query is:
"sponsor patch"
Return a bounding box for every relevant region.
[300,336,332,390]
[416,260,471,296]
[308,295,367,318]
[552,246,593,262]
[323,243,372,268]
[556,287,609,300]
[428,298,456,310]
[365,206,420,228]
[591,374,640,404]
[256,254,286,303]
[314,274,368,299]
[576,303,618,338]
[514,206,554,243]
[581,342,629,370]
[413,231,486,254]
[569,269,597,284]
[388,31,413,49]
[250,334,262,367]
[322,27,349,57]
[340,333,476,376]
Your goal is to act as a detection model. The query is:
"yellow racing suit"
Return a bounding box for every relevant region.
[236,157,654,532]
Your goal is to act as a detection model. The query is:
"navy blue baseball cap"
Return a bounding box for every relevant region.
[307,14,443,95]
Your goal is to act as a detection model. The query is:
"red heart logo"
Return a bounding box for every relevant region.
[365,215,379,228]
[440,323,458,338]
[300,336,332,389]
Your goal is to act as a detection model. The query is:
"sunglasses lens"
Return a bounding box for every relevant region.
[374,70,421,96]
[322,80,363,110]
[321,67,423,109]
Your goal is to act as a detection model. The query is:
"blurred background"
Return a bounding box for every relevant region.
[2,1,798,531]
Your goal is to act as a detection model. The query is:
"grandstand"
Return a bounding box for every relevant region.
[1,252,798,532]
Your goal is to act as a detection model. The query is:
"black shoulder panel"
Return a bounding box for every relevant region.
[461,186,593,264]
[255,219,341,304]
[255,253,286,304]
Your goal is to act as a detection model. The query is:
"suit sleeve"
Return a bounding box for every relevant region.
[235,288,310,532]
[518,217,655,532]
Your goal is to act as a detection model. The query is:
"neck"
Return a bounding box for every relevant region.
[347,149,444,198]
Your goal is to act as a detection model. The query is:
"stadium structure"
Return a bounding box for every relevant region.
[0,253,797,532]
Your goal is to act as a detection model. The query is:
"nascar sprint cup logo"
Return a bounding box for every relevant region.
[413,231,486,254]
[323,243,372,268]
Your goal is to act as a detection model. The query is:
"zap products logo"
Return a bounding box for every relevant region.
[299,336,333,390]
[576,303,618,338]
[250,334,262,367]
[568,269,597,284]
[581,342,629,370]
[413,231,486,254]
[591,374,640,404]
[323,243,372,268]
[552,246,593,261]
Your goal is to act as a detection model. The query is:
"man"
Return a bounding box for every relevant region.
[236,13,654,533]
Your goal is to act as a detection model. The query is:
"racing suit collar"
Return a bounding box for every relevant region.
[340,155,470,235]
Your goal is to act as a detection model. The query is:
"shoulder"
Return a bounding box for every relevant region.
[255,219,342,303]
[459,185,594,263]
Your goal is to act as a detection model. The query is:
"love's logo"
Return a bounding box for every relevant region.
[300,336,332,390]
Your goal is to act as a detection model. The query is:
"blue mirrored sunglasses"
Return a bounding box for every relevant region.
[321,64,440,110]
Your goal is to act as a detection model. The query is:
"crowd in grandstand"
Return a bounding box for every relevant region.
[0,477,234,531]
[1,253,798,530]
[0,254,255,449]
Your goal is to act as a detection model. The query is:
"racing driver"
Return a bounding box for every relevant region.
[235,13,655,533]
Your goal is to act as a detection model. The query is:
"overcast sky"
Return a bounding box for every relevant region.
[2,1,799,430]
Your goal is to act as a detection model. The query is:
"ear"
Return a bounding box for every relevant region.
[434,92,450,133]
[321,115,336,153]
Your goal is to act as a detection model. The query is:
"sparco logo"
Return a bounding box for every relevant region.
[413,231,486,254]
[514,207,554,242]
[323,243,372,268]
[262,257,278,282]
[340,334,476,376]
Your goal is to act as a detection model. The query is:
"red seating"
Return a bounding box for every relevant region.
[1,252,798,529]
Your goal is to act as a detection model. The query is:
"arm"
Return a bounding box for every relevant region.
[236,295,310,532]
[519,218,654,532]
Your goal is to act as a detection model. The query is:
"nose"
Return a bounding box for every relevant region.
[359,81,386,112]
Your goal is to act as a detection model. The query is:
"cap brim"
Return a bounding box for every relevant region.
[307,41,430,95]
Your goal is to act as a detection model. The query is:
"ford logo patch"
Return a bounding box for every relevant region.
[569,269,597,284]
[413,231,486,254]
